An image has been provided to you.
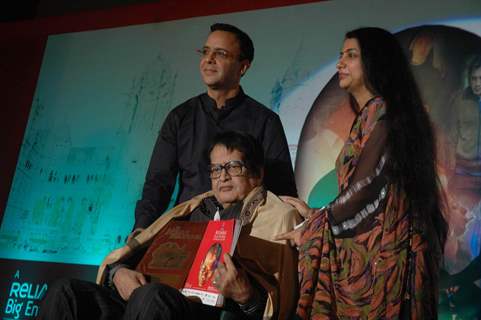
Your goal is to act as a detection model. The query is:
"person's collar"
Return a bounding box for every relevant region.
[357,95,383,114]
[204,196,224,214]
[201,87,246,114]
[203,196,243,219]
[237,186,267,226]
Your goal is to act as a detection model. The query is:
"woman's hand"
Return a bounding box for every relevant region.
[280,196,315,219]
[276,196,315,248]
[274,225,304,248]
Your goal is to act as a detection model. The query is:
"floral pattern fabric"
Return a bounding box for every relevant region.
[297,97,437,319]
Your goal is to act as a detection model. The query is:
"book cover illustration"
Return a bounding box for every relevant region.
[182,219,241,306]
[136,220,207,289]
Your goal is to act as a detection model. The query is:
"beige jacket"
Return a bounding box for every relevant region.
[96,187,301,319]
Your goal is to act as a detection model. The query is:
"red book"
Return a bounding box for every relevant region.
[136,220,207,289]
[182,219,241,306]
[136,218,241,306]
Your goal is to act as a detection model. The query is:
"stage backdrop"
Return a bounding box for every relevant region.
[1,0,481,318]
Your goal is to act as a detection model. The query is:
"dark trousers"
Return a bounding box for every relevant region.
[37,278,222,320]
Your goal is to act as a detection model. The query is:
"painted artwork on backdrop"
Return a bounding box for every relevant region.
[293,25,481,319]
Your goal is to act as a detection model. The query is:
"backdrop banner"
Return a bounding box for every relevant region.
[1,0,481,318]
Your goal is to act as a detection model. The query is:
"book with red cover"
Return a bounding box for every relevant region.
[181,219,241,306]
[136,220,208,289]
[136,218,241,306]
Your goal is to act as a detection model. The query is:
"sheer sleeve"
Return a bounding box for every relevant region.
[327,110,389,237]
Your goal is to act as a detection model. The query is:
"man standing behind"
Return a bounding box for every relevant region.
[133,23,296,235]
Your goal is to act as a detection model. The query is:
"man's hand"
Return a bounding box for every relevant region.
[113,267,147,301]
[213,253,253,304]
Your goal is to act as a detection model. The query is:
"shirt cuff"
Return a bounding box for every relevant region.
[107,263,130,288]
[238,286,267,318]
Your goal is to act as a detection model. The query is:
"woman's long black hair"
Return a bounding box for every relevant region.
[345,27,448,260]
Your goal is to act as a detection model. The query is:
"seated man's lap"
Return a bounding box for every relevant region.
[127,283,223,319]
[40,279,225,320]
[128,283,253,320]
[39,278,125,319]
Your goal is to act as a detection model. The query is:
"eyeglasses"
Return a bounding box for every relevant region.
[209,160,246,179]
[196,48,237,60]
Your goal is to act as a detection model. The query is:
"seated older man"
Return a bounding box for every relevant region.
[38,131,300,320]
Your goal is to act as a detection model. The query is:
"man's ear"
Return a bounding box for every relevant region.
[240,61,250,77]
[259,168,264,181]
[255,168,265,186]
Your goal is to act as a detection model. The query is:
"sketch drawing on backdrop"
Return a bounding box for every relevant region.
[0,52,177,265]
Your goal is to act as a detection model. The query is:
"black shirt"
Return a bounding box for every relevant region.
[134,88,297,229]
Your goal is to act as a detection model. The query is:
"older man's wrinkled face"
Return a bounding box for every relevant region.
[209,145,261,207]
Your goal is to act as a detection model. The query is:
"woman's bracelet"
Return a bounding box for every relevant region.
[294,219,308,230]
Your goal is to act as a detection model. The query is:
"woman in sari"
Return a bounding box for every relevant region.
[278,27,448,319]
